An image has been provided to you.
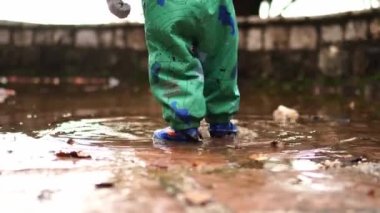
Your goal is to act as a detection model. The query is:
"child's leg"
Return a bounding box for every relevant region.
[198,0,240,124]
[144,0,206,131]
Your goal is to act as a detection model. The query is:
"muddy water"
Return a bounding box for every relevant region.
[0,85,380,212]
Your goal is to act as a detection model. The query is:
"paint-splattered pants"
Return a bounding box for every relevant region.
[143,0,240,130]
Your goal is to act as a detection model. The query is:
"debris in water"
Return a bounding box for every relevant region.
[108,77,120,88]
[239,159,265,169]
[37,189,54,201]
[367,189,376,197]
[270,140,285,149]
[349,156,366,164]
[150,160,170,170]
[0,88,16,103]
[249,153,269,161]
[294,174,313,185]
[192,161,206,169]
[55,151,92,159]
[184,190,212,206]
[62,113,72,118]
[349,101,356,110]
[319,159,342,169]
[340,137,358,144]
[95,182,115,189]
[67,138,75,145]
[273,105,299,124]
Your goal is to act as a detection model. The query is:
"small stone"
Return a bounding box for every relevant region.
[273,105,299,124]
[184,190,212,206]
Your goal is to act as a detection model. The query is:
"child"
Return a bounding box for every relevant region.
[107,0,240,142]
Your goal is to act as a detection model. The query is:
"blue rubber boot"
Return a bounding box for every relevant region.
[153,127,202,142]
[209,122,238,138]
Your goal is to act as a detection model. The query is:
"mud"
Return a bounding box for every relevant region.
[0,84,379,212]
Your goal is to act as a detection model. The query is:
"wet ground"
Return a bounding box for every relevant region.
[0,83,380,213]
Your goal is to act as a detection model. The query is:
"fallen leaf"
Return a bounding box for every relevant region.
[192,161,205,169]
[95,182,115,189]
[367,189,376,197]
[55,151,91,159]
[67,138,75,145]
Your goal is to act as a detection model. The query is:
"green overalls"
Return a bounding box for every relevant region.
[143,0,240,130]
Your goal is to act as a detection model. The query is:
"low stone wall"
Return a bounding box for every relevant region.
[0,9,379,90]
[237,10,380,83]
[0,22,148,84]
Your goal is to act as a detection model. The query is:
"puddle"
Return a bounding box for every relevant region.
[0,85,380,212]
